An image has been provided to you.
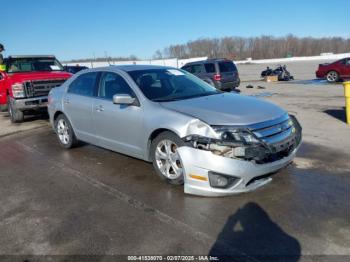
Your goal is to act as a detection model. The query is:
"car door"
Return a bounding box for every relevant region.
[203,63,216,84]
[92,71,144,158]
[343,59,350,77]
[63,71,99,144]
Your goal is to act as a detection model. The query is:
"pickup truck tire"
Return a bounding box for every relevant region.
[0,104,8,112]
[8,98,24,123]
[54,114,78,149]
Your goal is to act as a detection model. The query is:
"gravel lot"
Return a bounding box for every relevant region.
[0,64,350,261]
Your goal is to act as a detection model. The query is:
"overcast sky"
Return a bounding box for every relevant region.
[3,0,349,61]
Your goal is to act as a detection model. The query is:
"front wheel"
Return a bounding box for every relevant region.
[54,114,78,149]
[151,131,185,185]
[326,71,339,83]
[8,97,24,123]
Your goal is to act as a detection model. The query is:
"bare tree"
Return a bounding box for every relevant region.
[158,35,350,60]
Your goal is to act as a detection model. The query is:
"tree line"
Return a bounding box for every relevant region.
[66,55,138,63]
[153,35,350,60]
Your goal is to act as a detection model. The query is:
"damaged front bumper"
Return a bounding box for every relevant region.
[177,114,302,197]
[178,145,298,197]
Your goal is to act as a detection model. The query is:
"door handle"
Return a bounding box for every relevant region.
[64,98,70,104]
[95,105,104,112]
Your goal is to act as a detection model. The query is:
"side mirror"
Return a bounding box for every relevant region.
[113,94,136,105]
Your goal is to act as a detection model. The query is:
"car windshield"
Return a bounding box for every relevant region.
[128,68,220,102]
[7,57,64,73]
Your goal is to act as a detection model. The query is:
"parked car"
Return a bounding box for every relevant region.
[48,65,302,197]
[181,59,240,91]
[316,57,350,83]
[0,55,72,122]
[63,65,88,74]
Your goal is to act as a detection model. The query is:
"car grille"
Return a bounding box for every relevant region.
[24,79,66,98]
[250,115,302,162]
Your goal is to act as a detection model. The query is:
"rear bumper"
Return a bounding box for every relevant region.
[10,96,48,111]
[177,145,299,197]
[316,70,325,79]
[215,78,240,90]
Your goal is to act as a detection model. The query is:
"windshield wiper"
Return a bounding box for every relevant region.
[154,92,220,102]
[153,98,181,102]
[180,92,220,100]
[153,91,221,102]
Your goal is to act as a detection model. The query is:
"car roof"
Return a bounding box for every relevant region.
[8,55,56,59]
[182,58,233,66]
[65,65,88,68]
[88,64,174,72]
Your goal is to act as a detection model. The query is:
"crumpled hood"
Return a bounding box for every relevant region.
[160,93,287,126]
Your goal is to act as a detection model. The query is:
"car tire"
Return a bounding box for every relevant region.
[151,131,185,185]
[54,114,78,149]
[0,104,8,112]
[7,97,24,123]
[326,71,339,83]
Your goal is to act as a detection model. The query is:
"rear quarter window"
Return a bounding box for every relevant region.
[191,64,203,74]
[204,63,216,73]
[182,66,192,73]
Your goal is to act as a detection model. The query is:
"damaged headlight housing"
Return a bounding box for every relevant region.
[184,125,267,161]
[212,127,260,145]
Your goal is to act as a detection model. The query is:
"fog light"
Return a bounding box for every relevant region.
[208,172,239,189]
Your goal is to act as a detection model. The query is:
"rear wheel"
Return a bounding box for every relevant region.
[54,114,78,149]
[326,71,339,83]
[151,131,185,185]
[8,97,24,123]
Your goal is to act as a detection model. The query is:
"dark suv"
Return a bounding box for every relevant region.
[181,59,240,91]
[63,65,88,74]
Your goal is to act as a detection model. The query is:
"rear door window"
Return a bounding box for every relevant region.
[218,61,237,72]
[204,63,216,73]
[68,72,99,97]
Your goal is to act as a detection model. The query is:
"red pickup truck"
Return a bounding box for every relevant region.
[0,55,72,122]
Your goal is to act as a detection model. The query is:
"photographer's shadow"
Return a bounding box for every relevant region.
[209,202,301,262]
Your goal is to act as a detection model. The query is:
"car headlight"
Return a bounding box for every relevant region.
[11,83,25,98]
[212,126,260,145]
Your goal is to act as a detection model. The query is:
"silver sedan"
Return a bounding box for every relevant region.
[48,65,302,197]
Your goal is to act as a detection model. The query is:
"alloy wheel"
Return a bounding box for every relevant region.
[155,139,183,179]
[57,118,70,145]
[327,71,338,82]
